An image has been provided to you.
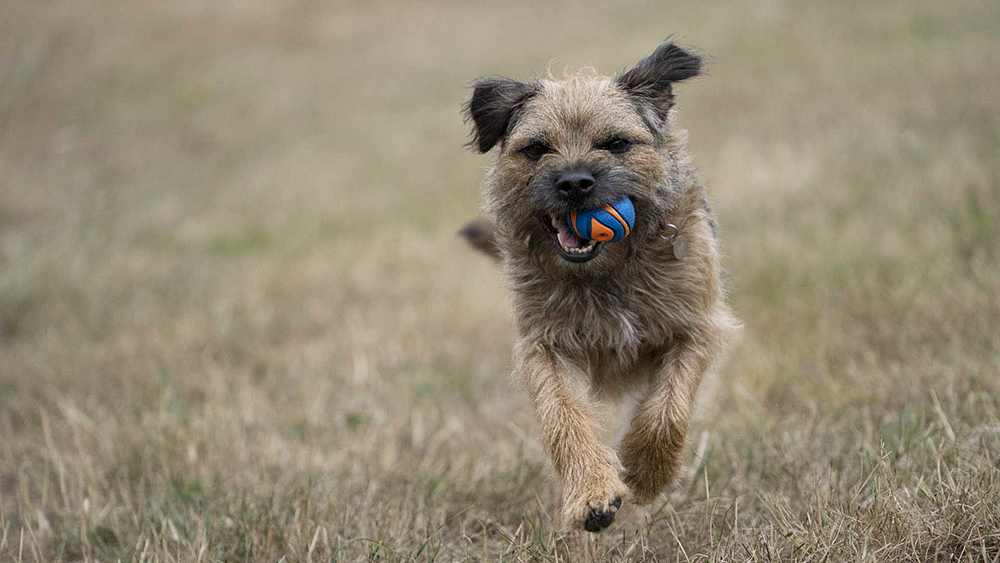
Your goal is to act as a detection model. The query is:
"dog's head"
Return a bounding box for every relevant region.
[465,41,702,276]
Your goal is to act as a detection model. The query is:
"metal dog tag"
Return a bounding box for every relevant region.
[672,234,688,260]
[659,223,687,260]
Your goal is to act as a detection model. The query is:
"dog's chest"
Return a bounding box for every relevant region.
[511,275,669,355]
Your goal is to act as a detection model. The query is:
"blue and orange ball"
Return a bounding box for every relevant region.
[568,196,636,243]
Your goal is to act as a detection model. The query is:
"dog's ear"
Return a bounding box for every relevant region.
[464,78,536,153]
[617,42,702,121]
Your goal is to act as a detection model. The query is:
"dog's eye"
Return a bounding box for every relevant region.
[601,138,632,155]
[520,142,552,161]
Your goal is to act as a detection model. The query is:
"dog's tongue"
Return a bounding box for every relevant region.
[557,221,583,248]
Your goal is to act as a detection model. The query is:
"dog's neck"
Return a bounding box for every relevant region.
[502,182,718,359]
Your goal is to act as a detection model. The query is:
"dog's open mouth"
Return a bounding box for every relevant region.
[540,213,603,263]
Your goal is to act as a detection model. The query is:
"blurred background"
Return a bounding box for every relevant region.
[1,0,998,560]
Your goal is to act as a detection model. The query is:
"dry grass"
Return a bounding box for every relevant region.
[2,0,999,561]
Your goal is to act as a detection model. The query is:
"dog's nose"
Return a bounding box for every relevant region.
[555,172,595,201]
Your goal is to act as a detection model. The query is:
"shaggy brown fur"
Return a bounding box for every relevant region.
[461,41,739,533]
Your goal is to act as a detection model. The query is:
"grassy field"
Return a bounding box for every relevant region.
[2,0,999,561]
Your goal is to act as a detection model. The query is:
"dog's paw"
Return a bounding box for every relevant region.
[583,496,622,532]
[619,426,684,506]
[562,478,628,533]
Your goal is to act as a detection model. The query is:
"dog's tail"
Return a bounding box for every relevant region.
[458,217,501,261]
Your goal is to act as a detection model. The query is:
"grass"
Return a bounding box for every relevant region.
[1,0,999,560]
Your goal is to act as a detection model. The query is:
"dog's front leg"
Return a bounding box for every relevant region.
[619,327,724,504]
[515,339,628,532]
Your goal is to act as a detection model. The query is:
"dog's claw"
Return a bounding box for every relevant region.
[583,496,622,533]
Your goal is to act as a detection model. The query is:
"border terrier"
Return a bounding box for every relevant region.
[460,41,739,533]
